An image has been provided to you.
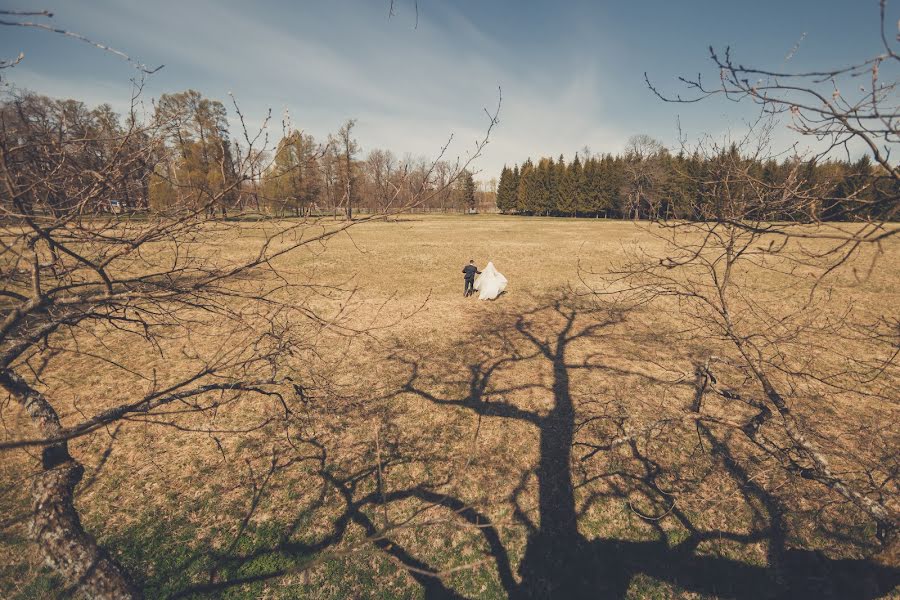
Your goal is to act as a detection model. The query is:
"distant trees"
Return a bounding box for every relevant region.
[496,143,896,221]
[1,87,494,221]
[622,135,667,219]
[496,165,518,213]
[500,151,626,217]
[433,160,455,211]
[150,90,238,216]
[459,169,476,212]
[0,85,500,220]
[7,90,890,224]
[365,148,397,212]
[0,92,150,215]
[256,118,495,217]
[262,129,321,216]
[331,118,360,220]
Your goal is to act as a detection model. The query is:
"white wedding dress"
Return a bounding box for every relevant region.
[473,262,507,300]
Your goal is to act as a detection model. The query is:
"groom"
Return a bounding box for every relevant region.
[462,259,481,297]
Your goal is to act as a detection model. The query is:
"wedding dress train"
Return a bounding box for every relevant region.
[473,262,507,300]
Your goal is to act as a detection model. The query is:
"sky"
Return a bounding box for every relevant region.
[1,0,895,180]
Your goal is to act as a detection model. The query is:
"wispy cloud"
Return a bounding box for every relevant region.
[2,0,886,176]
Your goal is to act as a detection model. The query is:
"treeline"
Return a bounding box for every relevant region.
[162,85,488,216]
[0,93,151,215]
[259,119,494,215]
[254,116,484,217]
[0,89,487,218]
[496,139,897,221]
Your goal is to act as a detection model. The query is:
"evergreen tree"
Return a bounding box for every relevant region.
[534,157,554,215]
[670,152,701,219]
[581,157,603,216]
[608,155,624,216]
[517,159,534,214]
[496,146,888,222]
[510,165,520,212]
[460,169,476,212]
[827,156,873,221]
[558,155,580,216]
[550,154,566,215]
[496,165,515,213]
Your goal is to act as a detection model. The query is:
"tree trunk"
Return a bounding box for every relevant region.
[0,369,140,599]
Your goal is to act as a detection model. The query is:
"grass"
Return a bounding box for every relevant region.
[1,214,898,599]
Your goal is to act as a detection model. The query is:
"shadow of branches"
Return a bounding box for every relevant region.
[378,290,898,599]
[166,289,896,599]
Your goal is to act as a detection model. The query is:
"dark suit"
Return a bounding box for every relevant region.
[462,264,480,296]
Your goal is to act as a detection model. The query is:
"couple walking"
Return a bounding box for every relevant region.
[462,259,507,301]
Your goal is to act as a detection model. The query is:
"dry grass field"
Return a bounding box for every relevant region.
[2,215,898,599]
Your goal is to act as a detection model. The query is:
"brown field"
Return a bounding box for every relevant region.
[2,215,898,599]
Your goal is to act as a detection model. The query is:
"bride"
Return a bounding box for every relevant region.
[473,261,507,300]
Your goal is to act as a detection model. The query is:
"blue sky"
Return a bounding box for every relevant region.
[1,0,894,179]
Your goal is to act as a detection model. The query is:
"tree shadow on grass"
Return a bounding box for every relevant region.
[388,290,898,599]
[169,289,898,599]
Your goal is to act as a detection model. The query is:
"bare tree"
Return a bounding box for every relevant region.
[0,86,355,596]
[599,128,898,538]
[645,0,899,235]
[625,134,664,159]
[0,12,501,597]
[365,148,397,213]
[593,1,900,560]
[0,93,498,596]
[622,134,669,220]
[331,119,360,220]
